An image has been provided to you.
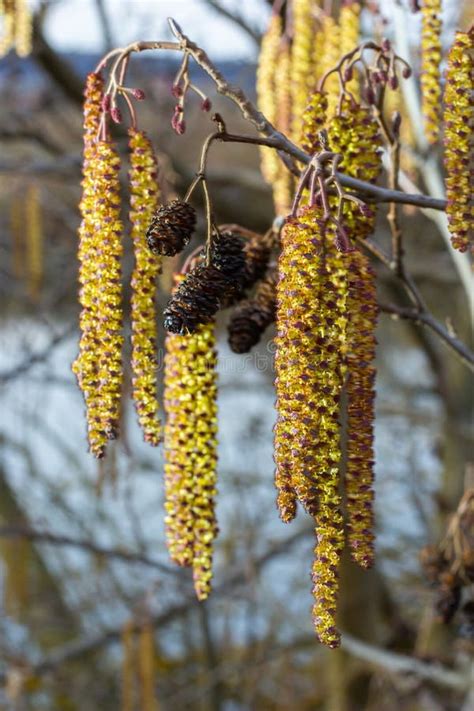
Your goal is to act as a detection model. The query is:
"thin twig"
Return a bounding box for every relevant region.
[379,303,474,371]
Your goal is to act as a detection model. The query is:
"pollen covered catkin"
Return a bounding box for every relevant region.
[164,311,218,600]
[345,250,378,568]
[275,207,348,647]
[291,0,317,142]
[420,0,442,144]
[128,128,162,445]
[73,73,124,457]
[443,29,473,253]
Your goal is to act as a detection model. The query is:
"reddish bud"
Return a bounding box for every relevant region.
[111,106,122,123]
[171,84,183,98]
[101,94,111,112]
[132,88,146,100]
[175,119,186,135]
[343,67,353,82]
[402,66,412,79]
[174,104,183,113]
[201,98,212,112]
[381,38,391,52]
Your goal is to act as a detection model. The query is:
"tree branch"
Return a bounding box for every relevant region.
[341,632,471,691]
[379,303,474,371]
[0,525,182,576]
[101,22,446,212]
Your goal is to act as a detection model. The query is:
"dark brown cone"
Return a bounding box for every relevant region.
[227,271,276,353]
[146,199,196,256]
[210,230,247,279]
[164,264,236,334]
[242,235,271,289]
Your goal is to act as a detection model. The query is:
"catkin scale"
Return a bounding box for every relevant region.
[443,29,473,253]
[420,0,442,144]
[128,128,162,445]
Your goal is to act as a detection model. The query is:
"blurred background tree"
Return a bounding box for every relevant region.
[0,1,472,709]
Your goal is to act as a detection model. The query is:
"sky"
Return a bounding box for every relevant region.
[43,0,269,58]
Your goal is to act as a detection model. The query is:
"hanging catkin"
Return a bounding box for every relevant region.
[275,207,348,647]
[339,1,361,97]
[0,0,32,57]
[73,73,124,457]
[25,184,43,301]
[290,0,317,142]
[443,29,473,253]
[138,619,157,711]
[318,14,342,117]
[128,128,162,445]
[345,250,378,568]
[164,294,218,599]
[257,13,282,185]
[420,0,442,144]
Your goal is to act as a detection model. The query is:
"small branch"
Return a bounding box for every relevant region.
[379,303,474,371]
[0,526,182,576]
[0,325,76,386]
[100,22,446,212]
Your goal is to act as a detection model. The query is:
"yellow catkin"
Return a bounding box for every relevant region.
[290,0,317,142]
[273,39,295,214]
[339,1,361,98]
[164,318,218,600]
[345,250,378,568]
[319,15,341,117]
[0,0,32,56]
[327,100,380,570]
[25,184,43,300]
[72,74,124,457]
[128,128,162,444]
[443,29,473,253]
[10,195,24,280]
[274,207,347,647]
[139,620,158,711]
[420,0,442,144]
[257,13,282,184]
[121,621,137,711]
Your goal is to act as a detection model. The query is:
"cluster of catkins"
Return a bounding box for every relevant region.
[75,0,470,645]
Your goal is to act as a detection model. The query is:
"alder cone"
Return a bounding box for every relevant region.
[210,230,246,279]
[146,199,196,256]
[164,265,233,334]
[228,272,276,353]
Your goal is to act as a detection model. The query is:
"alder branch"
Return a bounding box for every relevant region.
[0,525,182,576]
[101,21,446,212]
[341,632,471,691]
[379,303,474,371]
